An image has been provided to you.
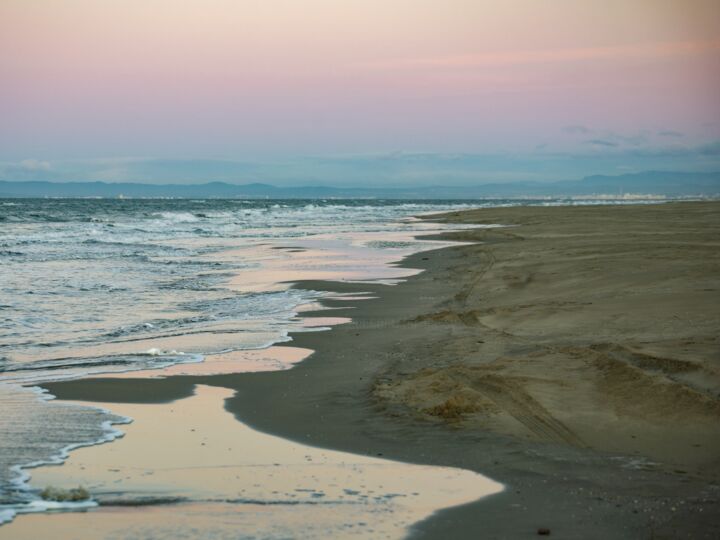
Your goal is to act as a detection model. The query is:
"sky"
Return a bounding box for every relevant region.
[1,0,719,185]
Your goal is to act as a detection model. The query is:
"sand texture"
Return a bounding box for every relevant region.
[385,202,720,471]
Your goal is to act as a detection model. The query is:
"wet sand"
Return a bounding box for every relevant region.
[20,201,720,538]
[4,385,498,539]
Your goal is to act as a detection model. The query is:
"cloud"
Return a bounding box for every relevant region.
[563,125,591,135]
[19,159,51,171]
[658,130,684,138]
[609,132,650,146]
[575,130,652,149]
[566,128,650,147]
[585,139,619,147]
[0,159,57,181]
[698,140,720,156]
[1,142,719,186]
[616,139,720,158]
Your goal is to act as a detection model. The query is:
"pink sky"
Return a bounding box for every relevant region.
[0,0,718,167]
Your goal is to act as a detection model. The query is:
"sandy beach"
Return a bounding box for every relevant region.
[6,201,720,539]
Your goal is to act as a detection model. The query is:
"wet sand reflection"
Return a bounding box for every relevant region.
[3,385,502,539]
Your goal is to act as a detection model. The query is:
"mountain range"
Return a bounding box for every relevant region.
[1,171,718,199]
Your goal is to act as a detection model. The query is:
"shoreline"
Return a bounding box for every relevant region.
[5,385,500,539]
[29,201,720,538]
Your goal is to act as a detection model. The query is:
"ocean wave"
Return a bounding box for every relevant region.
[0,383,130,513]
[0,499,98,526]
[0,352,203,385]
[152,211,200,223]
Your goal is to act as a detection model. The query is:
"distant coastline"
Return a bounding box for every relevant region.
[1,171,719,199]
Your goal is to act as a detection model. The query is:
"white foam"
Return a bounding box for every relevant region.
[155,211,199,223]
[0,509,15,525]
[141,348,185,356]
[0,353,204,386]
[0,499,98,526]
[0,382,131,526]
[1,383,132,502]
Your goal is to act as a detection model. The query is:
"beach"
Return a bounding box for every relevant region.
[3,201,720,538]
[3,0,719,536]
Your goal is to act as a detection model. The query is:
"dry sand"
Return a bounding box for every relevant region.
[37,201,720,538]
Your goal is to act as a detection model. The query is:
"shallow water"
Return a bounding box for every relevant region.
[0,385,502,539]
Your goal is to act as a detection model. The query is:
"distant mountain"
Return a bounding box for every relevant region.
[1,171,718,199]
